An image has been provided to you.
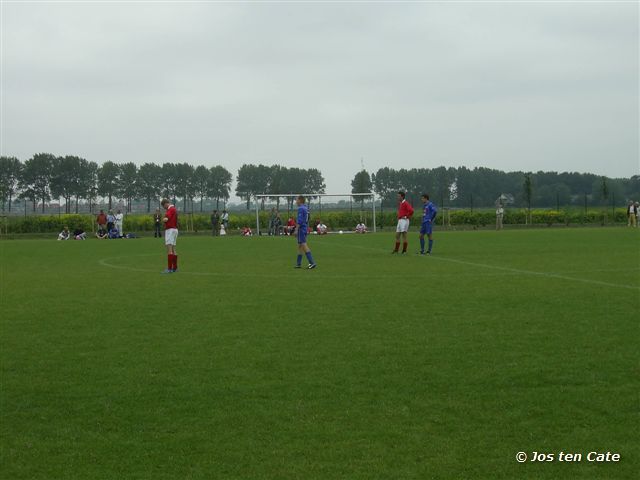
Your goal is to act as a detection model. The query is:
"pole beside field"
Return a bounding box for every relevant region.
[372,194,377,233]
[255,197,260,235]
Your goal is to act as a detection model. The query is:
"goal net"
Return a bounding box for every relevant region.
[253,193,377,235]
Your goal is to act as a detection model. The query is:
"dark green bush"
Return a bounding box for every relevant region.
[1,208,630,234]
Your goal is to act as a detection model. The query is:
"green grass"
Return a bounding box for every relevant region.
[1,228,638,479]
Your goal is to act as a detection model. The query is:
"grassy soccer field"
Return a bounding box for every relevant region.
[1,228,638,479]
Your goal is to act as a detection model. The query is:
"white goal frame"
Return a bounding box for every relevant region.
[254,193,377,235]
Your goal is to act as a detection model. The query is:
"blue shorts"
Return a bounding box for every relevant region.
[420,221,433,235]
[297,228,308,245]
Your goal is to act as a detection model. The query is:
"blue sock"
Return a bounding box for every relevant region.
[420,237,425,253]
[305,251,315,265]
[428,239,433,253]
[296,254,302,266]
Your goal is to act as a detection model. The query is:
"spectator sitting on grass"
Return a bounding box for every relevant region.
[316,221,328,235]
[73,229,87,240]
[220,223,227,236]
[108,225,120,239]
[242,226,253,236]
[57,226,70,241]
[96,229,108,239]
[285,217,296,235]
[355,222,367,234]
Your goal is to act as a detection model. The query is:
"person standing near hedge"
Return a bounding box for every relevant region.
[268,207,278,236]
[96,210,107,234]
[496,203,504,230]
[115,209,124,237]
[210,210,220,236]
[107,210,115,232]
[221,210,229,230]
[274,212,282,235]
[153,208,162,237]
[627,201,638,227]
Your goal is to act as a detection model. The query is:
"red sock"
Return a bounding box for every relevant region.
[173,255,178,270]
[402,242,408,253]
[394,241,400,252]
[167,255,172,270]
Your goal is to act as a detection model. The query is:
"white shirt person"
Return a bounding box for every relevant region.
[115,210,124,236]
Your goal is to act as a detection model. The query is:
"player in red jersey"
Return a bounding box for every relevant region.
[161,198,179,273]
[392,191,414,254]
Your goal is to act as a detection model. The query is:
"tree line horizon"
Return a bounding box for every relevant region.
[1,153,638,214]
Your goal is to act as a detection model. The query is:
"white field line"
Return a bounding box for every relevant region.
[98,255,293,279]
[98,254,524,280]
[335,242,640,291]
[431,256,640,291]
[547,268,640,275]
[98,251,640,290]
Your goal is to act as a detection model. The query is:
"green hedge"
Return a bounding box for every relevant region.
[3,214,95,234]
[0,208,631,234]
[333,209,629,229]
[444,209,629,227]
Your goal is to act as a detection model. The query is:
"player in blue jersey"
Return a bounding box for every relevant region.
[418,193,437,255]
[294,195,317,270]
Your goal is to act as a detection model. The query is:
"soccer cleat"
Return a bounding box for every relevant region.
[426,252,432,256]
[161,269,173,274]
[391,251,398,254]
[416,251,425,256]
[307,263,317,269]
[401,251,407,255]
[294,265,302,269]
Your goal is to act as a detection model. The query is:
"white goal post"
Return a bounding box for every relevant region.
[254,193,377,235]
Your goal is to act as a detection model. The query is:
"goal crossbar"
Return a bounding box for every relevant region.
[253,193,377,234]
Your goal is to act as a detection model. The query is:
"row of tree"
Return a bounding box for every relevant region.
[350,166,640,208]
[0,155,328,214]
[0,154,233,213]
[2,154,638,214]
[235,164,326,209]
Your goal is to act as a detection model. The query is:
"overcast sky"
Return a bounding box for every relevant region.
[1,1,638,198]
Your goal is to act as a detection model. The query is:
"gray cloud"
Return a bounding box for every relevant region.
[2,1,638,198]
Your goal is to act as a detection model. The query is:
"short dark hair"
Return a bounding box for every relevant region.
[422,193,430,200]
[398,191,405,199]
[297,195,306,203]
[160,198,170,206]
